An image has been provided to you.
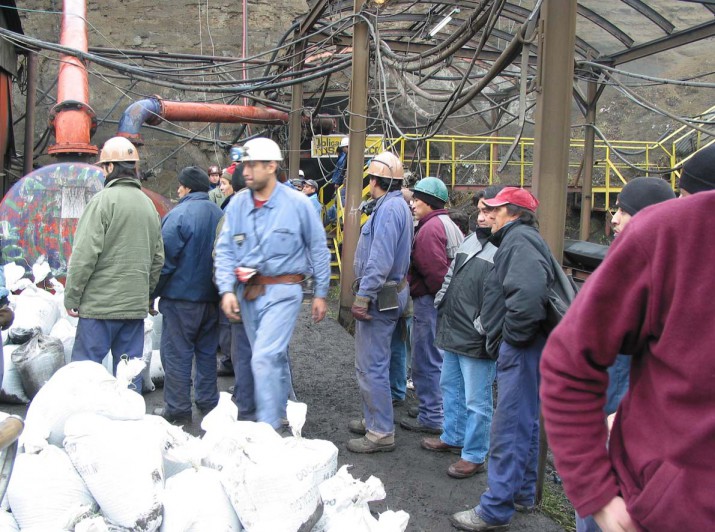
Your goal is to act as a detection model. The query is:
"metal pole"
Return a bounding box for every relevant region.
[579,79,598,241]
[338,0,369,326]
[288,41,305,181]
[23,52,37,176]
[531,0,577,506]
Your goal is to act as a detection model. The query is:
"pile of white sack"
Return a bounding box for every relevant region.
[0,361,410,531]
[0,261,165,404]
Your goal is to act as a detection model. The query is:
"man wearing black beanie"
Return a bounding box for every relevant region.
[679,144,715,196]
[153,165,224,424]
[612,177,675,237]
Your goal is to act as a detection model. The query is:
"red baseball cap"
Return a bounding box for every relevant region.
[483,187,539,212]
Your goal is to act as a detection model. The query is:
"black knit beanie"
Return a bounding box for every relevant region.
[412,190,445,210]
[679,145,715,195]
[617,177,675,216]
[178,166,211,192]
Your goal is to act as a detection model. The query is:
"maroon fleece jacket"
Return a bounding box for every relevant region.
[540,191,715,530]
[408,209,450,297]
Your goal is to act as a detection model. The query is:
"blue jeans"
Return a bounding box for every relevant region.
[159,299,219,415]
[355,287,409,437]
[389,316,410,401]
[605,354,630,415]
[440,351,496,464]
[411,295,443,429]
[230,320,255,420]
[72,317,144,392]
[239,283,302,429]
[478,336,545,525]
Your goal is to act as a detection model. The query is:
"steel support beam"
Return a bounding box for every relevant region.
[288,40,306,183]
[23,51,37,176]
[580,79,599,241]
[531,0,577,504]
[338,0,370,326]
[603,20,715,66]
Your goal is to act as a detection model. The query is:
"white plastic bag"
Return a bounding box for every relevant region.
[0,345,30,404]
[161,468,242,531]
[63,413,164,532]
[6,446,97,530]
[10,332,65,399]
[20,360,146,453]
[313,466,409,532]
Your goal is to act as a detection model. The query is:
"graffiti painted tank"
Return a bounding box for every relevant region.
[0,163,172,279]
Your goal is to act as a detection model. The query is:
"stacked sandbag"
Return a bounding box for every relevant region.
[49,317,77,365]
[20,360,146,453]
[313,466,410,532]
[63,413,164,532]
[0,345,30,404]
[10,332,65,399]
[141,414,203,479]
[161,467,243,531]
[0,510,19,531]
[202,399,338,532]
[6,446,97,530]
[7,284,61,343]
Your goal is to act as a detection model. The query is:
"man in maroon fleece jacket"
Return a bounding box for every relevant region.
[540,191,715,531]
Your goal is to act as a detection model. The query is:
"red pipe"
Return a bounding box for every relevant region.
[48,0,97,156]
[158,99,289,125]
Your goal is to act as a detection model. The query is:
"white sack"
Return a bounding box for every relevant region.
[8,284,60,340]
[3,263,25,292]
[49,317,76,365]
[150,312,162,351]
[0,510,19,531]
[150,350,164,388]
[20,360,145,454]
[0,345,29,404]
[140,318,155,394]
[160,467,242,532]
[313,466,409,532]
[7,446,97,530]
[10,333,64,399]
[63,413,164,532]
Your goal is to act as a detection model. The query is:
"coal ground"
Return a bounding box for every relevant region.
[3,300,565,532]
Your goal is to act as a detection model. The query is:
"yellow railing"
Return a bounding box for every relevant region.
[322,114,715,278]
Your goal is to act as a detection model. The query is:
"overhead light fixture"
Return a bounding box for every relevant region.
[429,8,460,38]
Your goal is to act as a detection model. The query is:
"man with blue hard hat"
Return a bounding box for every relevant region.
[214,137,330,431]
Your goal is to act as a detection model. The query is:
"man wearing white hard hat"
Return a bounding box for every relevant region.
[214,137,331,431]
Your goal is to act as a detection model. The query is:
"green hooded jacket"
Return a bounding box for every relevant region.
[65,177,164,319]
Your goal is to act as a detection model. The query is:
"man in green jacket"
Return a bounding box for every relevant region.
[65,137,164,391]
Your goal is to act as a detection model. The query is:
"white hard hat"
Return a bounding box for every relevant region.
[339,136,349,148]
[240,137,283,162]
[98,137,139,164]
[299,169,305,178]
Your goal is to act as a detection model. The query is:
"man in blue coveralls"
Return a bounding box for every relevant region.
[153,166,224,424]
[347,151,413,453]
[214,137,330,431]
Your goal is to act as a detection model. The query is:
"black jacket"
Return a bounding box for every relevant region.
[481,220,555,356]
[435,230,497,359]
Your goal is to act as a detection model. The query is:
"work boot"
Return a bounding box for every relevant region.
[346,433,395,454]
[514,501,537,513]
[348,418,367,435]
[447,459,485,479]
[421,436,462,454]
[153,407,192,425]
[399,417,442,435]
[449,509,509,531]
[407,405,419,418]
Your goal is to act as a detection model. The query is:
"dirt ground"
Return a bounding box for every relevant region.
[2,300,565,532]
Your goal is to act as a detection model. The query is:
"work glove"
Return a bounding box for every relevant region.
[0,299,14,331]
[351,295,372,322]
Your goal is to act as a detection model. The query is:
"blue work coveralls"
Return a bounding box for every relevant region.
[155,192,223,417]
[354,190,413,437]
[214,184,330,429]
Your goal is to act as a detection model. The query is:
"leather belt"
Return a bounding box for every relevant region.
[252,274,304,285]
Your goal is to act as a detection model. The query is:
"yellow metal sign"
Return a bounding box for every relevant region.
[311,135,385,158]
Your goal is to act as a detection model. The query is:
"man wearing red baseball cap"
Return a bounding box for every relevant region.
[450,186,558,531]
